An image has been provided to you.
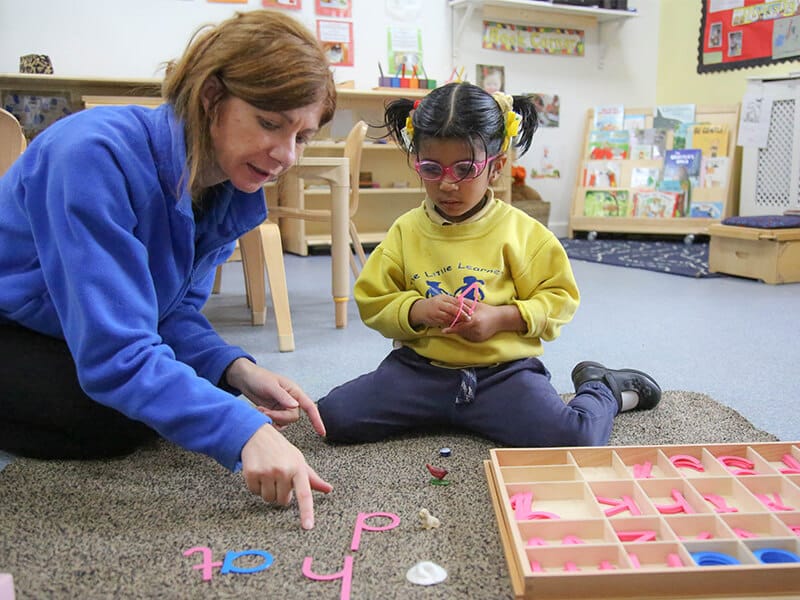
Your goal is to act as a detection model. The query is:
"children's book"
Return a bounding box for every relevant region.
[673,122,696,150]
[582,160,621,187]
[623,113,647,132]
[587,130,630,160]
[631,128,668,159]
[630,167,660,190]
[662,148,702,188]
[688,201,724,218]
[583,190,631,217]
[632,191,684,218]
[653,103,696,132]
[593,105,625,131]
[692,124,729,158]
[700,156,729,188]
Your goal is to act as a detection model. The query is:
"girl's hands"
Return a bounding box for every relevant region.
[409,294,470,329]
[410,297,527,343]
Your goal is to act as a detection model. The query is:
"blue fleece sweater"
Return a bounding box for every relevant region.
[0,103,271,470]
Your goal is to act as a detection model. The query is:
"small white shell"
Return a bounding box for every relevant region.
[406,561,447,586]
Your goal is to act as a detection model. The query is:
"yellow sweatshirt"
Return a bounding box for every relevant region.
[354,197,580,367]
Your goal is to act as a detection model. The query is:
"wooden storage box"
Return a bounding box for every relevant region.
[485,442,800,599]
[708,224,800,284]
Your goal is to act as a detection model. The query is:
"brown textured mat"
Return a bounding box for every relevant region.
[0,391,778,599]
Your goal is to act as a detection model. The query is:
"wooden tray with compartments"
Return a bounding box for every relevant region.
[484,442,800,599]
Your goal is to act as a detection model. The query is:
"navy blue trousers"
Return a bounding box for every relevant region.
[317,346,618,447]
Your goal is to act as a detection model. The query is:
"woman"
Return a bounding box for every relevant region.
[0,10,336,530]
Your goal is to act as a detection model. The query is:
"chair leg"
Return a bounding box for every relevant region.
[259,222,295,352]
[238,228,267,326]
[212,265,223,294]
[349,220,368,276]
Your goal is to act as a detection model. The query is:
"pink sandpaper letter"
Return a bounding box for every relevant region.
[350,512,401,551]
[302,555,354,600]
[702,493,739,513]
[667,553,683,567]
[183,546,223,581]
[780,453,800,474]
[633,461,653,479]
[0,573,14,600]
[510,491,534,520]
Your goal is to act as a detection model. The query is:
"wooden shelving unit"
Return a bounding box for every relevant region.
[568,104,741,241]
[0,75,511,254]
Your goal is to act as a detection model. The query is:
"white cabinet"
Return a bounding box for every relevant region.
[739,75,800,216]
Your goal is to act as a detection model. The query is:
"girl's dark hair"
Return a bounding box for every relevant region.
[383,82,538,159]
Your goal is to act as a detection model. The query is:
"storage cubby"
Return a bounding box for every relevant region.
[486,442,800,599]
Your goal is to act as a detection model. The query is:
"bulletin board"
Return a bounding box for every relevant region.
[698,0,800,73]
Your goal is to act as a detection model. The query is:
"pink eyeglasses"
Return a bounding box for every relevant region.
[414,154,498,182]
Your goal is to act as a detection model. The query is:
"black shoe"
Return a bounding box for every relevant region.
[571,361,661,412]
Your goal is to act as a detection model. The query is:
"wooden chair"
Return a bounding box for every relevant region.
[0,108,27,177]
[269,120,369,276]
[81,96,295,350]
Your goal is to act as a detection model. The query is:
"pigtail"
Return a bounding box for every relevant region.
[383,98,417,153]
[510,95,539,158]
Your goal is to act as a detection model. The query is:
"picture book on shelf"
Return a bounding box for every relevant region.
[632,191,684,218]
[583,190,631,217]
[662,148,702,188]
[630,167,660,190]
[673,122,696,150]
[587,130,629,160]
[593,105,625,131]
[653,103,696,132]
[631,128,668,159]
[688,201,723,218]
[700,156,729,188]
[692,124,729,158]
[582,160,621,187]
[623,113,647,131]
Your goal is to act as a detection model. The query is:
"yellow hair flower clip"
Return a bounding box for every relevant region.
[492,91,520,152]
[401,115,414,148]
[502,110,522,152]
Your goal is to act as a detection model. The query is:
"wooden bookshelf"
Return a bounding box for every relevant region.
[568,104,741,242]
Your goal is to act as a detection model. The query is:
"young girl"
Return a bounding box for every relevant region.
[317,82,661,447]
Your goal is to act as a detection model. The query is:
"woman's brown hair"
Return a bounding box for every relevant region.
[162,10,337,198]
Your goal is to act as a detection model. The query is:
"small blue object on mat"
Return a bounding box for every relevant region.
[722,215,800,229]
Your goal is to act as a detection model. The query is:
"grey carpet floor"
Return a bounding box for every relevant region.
[0,391,780,600]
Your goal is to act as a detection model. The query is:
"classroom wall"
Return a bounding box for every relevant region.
[0,0,451,89]
[657,0,800,105]
[0,0,663,236]
[452,0,661,234]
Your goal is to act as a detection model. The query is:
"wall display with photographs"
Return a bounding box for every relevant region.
[699,0,800,73]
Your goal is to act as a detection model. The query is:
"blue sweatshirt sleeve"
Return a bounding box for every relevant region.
[158,264,253,394]
[21,129,269,470]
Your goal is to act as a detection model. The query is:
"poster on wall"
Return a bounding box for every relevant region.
[316,0,351,18]
[698,0,800,73]
[263,0,302,9]
[387,26,423,76]
[476,65,505,94]
[482,21,584,56]
[317,19,354,66]
[529,93,560,128]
